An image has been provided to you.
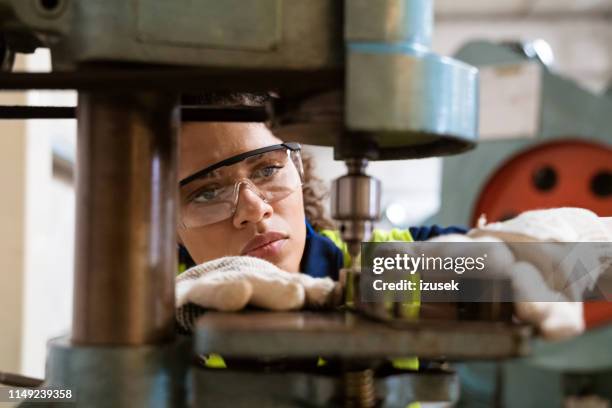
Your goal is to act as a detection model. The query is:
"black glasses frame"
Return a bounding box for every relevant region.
[179,142,301,187]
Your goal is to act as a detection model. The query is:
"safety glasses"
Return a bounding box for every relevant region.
[179,143,303,228]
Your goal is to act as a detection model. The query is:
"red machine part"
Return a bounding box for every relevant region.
[471,139,612,329]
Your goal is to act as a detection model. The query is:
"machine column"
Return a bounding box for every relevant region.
[72,92,179,345]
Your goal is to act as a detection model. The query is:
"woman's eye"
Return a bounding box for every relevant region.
[192,186,221,203]
[253,165,282,179]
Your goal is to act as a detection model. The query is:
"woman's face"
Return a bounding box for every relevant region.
[177,122,306,272]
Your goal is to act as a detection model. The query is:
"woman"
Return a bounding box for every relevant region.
[173,93,604,407]
[175,93,467,331]
[175,93,594,340]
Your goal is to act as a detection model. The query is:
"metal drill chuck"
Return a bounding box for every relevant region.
[331,158,381,261]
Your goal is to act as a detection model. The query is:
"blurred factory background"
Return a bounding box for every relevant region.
[1,0,611,380]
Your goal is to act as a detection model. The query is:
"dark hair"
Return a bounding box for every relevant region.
[181,92,271,107]
[181,92,336,231]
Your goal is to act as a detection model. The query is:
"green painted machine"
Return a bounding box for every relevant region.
[434,40,612,407]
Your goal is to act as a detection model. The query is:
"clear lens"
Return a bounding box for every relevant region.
[180,147,303,228]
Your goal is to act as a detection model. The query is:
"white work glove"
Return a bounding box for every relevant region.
[427,208,612,341]
[470,208,612,301]
[175,256,339,332]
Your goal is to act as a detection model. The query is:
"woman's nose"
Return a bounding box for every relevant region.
[232,185,273,228]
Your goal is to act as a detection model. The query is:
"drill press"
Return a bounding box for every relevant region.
[329,0,477,309]
[0,0,485,406]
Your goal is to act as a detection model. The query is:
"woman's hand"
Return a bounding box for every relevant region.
[428,208,612,341]
[176,256,339,312]
[175,256,341,332]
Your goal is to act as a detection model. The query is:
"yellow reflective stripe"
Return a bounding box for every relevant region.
[322,228,415,244]
[202,353,227,369]
[371,228,414,243]
[392,357,419,371]
[319,228,416,267]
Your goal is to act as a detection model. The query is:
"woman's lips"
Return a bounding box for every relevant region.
[244,238,287,259]
[241,231,288,259]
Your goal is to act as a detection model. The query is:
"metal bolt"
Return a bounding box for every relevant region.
[343,369,377,408]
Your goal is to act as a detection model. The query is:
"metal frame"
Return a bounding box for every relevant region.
[0,104,270,121]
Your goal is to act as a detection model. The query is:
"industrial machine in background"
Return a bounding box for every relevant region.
[0,1,543,407]
[435,39,611,228]
[433,40,612,407]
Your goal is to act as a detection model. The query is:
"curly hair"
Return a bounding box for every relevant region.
[181,92,336,232]
[300,152,336,231]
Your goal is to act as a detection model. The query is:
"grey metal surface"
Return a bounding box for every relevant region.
[520,324,612,372]
[193,368,459,407]
[0,0,343,71]
[331,160,381,222]
[501,326,612,407]
[345,49,478,154]
[195,311,531,360]
[345,0,432,46]
[21,336,191,408]
[331,159,381,263]
[273,1,480,157]
[344,0,479,158]
[137,0,280,51]
[0,0,479,159]
[72,92,179,345]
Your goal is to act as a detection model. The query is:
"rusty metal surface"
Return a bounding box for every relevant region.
[72,92,179,345]
[195,311,531,360]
